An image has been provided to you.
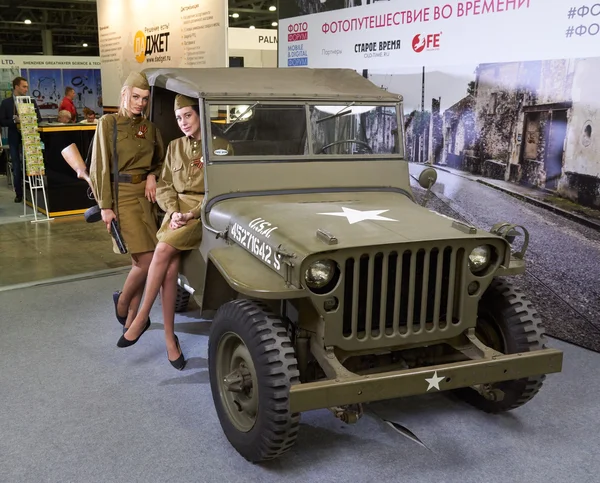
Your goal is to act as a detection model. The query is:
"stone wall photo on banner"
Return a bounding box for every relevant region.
[370,57,599,201]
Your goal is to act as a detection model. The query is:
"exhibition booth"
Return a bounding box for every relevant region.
[1,2,600,479]
[0,24,277,218]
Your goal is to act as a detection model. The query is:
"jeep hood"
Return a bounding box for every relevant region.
[209,191,493,258]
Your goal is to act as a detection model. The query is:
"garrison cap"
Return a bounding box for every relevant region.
[123,71,150,90]
[174,94,198,111]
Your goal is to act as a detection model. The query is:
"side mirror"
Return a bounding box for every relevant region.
[418,167,437,190]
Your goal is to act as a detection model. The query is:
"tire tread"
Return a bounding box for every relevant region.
[457,278,548,413]
[209,299,300,462]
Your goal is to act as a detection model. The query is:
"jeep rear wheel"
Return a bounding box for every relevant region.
[174,285,190,313]
[455,279,548,413]
[208,299,300,462]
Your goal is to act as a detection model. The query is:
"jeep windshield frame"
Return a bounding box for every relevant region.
[201,98,405,164]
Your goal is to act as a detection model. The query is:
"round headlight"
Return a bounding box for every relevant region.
[305,260,336,289]
[469,245,492,273]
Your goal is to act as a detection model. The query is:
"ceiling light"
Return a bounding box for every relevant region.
[269,5,276,11]
[24,19,32,24]
[272,21,278,26]
[83,43,88,47]
[232,12,239,18]
[249,25,255,29]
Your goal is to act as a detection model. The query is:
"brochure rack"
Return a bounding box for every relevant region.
[15,96,53,223]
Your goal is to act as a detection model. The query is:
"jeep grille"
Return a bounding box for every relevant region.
[342,247,464,339]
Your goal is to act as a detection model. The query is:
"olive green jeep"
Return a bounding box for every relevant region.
[145,67,563,463]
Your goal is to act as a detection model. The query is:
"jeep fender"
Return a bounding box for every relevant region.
[204,245,305,310]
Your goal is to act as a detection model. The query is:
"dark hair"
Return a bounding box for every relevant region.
[12,77,27,89]
[191,105,200,115]
[65,86,75,95]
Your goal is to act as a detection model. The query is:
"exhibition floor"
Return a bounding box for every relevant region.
[0,175,129,288]
[0,271,598,483]
[0,175,26,225]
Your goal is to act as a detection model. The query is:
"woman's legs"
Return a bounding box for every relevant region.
[162,253,181,361]
[122,242,180,341]
[117,251,154,328]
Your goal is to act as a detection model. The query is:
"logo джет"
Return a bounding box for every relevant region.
[133,28,171,64]
[134,30,146,63]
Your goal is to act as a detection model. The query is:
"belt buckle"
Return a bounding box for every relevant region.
[131,174,143,184]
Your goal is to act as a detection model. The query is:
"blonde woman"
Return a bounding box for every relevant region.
[89,71,165,334]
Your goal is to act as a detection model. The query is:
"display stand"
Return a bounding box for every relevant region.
[15,96,53,223]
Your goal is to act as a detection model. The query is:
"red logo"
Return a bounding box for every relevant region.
[288,22,308,42]
[412,33,441,53]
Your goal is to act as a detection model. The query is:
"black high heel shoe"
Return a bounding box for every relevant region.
[168,335,186,371]
[122,317,151,334]
[113,291,127,327]
[116,318,151,348]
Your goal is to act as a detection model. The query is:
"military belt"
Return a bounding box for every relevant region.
[110,173,148,184]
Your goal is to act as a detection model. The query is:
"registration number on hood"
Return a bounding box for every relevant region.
[230,222,282,271]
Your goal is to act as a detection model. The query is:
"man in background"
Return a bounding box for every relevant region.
[0,76,42,203]
[59,86,77,122]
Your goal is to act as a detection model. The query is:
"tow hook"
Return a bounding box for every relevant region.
[329,403,364,424]
[474,383,505,402]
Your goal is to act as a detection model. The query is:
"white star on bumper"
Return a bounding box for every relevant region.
[318,207,398,225]
[425,371,445,391]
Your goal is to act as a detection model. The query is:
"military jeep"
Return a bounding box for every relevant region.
[145,67,563,463]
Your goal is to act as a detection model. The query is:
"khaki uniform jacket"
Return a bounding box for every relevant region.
[90,113,165,210]
[156,135,233,220]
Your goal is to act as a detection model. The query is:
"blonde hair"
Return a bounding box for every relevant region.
[118,85,151,118]
[57,110,71,122]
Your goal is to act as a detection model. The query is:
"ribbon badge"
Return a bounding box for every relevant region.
[191,156,204,169]
[135,124,148,139]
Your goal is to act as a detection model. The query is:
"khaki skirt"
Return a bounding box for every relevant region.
[112,182,159,255]
[156,196,203,251]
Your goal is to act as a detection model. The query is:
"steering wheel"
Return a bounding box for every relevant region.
[318,139,373,154]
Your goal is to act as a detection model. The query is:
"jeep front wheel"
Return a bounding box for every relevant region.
[454,279,548,413]
[208,299,300,462]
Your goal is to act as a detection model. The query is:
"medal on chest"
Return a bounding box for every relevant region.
[135,124,148,139]
[191,156,204,169]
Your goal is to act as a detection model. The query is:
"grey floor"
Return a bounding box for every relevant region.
[0,273,598,483]
[0,174,28,225]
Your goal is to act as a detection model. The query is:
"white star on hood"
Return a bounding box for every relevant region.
[318,207,398,225]
[425,371,445,391]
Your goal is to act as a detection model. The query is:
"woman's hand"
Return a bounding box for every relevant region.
[101,209,117,233]
[169,211,194,230]
[145,174,157,203]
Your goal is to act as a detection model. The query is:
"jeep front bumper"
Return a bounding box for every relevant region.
[289,348,563,413]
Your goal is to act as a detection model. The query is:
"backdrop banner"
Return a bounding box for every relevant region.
[0,56,102,116]
[278,0,600,68]
[96,0,228,107]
